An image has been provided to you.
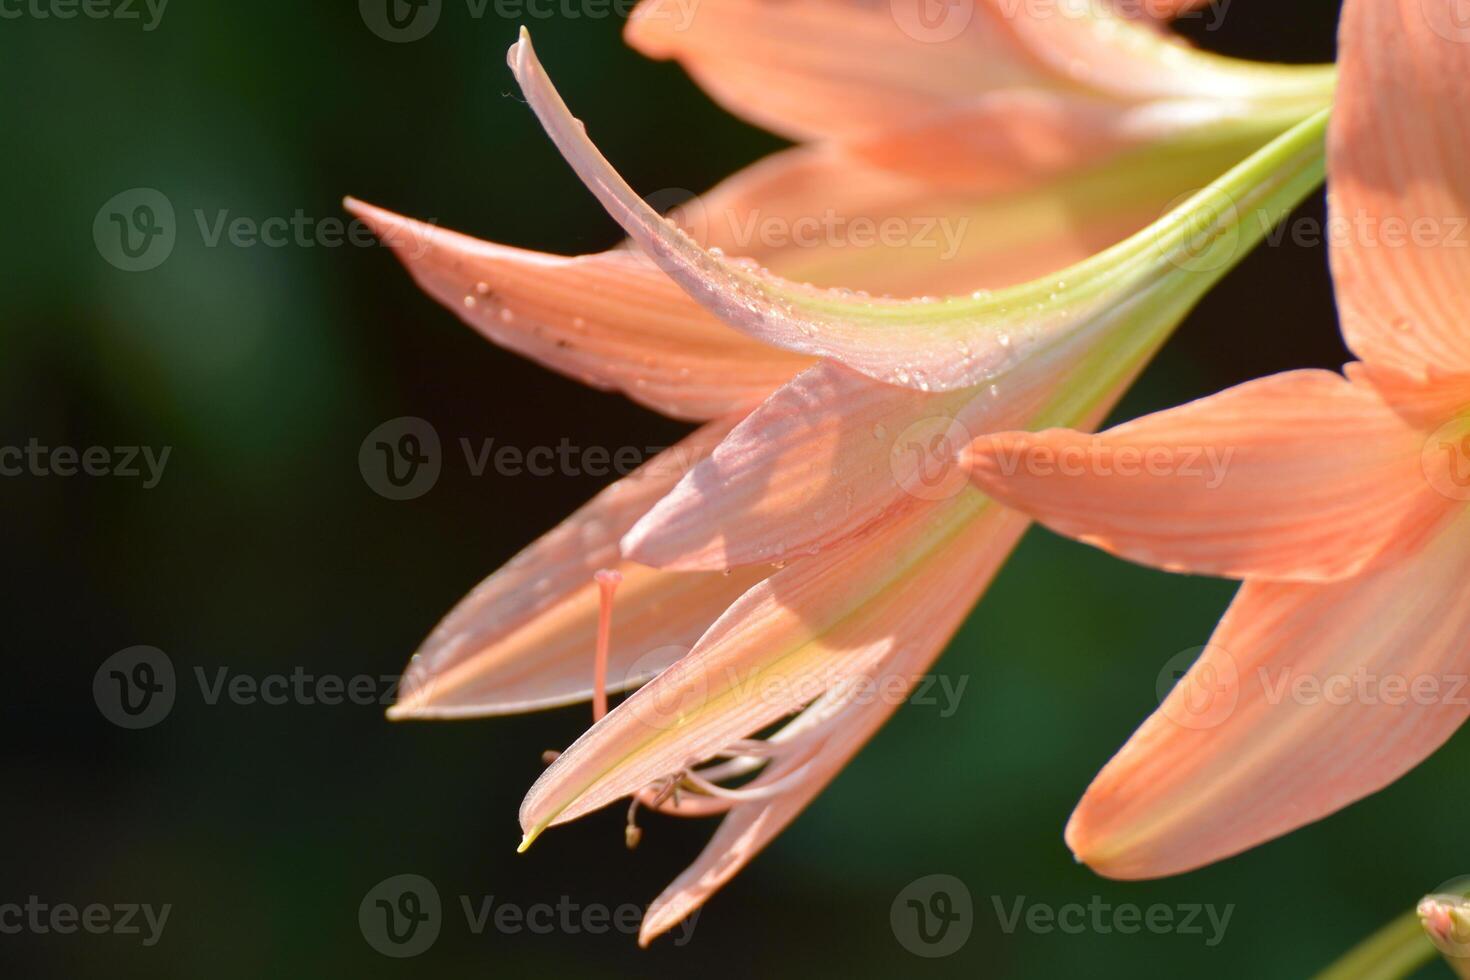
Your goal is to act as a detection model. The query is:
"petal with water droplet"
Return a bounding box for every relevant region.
[507,29,1331,393]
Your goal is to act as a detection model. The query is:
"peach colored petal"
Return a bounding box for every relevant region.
[345,198,808,422]
[519,490,1021,840]
[969,369,1453,583]
[622,324,1107,570]
[695,91,1296,298]
[507,29,1331,393]
[834,90,1244,193]
[1114,0,1215,18]
[388,417,769,718]
[639,502,1027,942]
[1001,0,1333,106]
[623,0,1044,141]
[1328,0,1470,379]
[346,93,1247,421]
[624,0,1331,141]
[1347,361,1470,431]
[621,200,1255,572]
[1067,509,1470,880]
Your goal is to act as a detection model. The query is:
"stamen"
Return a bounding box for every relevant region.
[718,739,779,757]
[682,754,822,803]
[592,568,622,722]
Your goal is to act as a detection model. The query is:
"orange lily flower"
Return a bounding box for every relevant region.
[968,0,1470,881]
[352,3,1334,943]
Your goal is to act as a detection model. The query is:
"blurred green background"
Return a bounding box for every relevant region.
[5,0,1465,976]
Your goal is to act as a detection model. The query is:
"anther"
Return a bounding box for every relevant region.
[624,796,643,850]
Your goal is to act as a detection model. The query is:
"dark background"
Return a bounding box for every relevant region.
[5,0,1463,976]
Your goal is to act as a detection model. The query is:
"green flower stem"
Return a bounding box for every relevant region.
[1314,910,1437,980]
[1317,884,1470,980]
